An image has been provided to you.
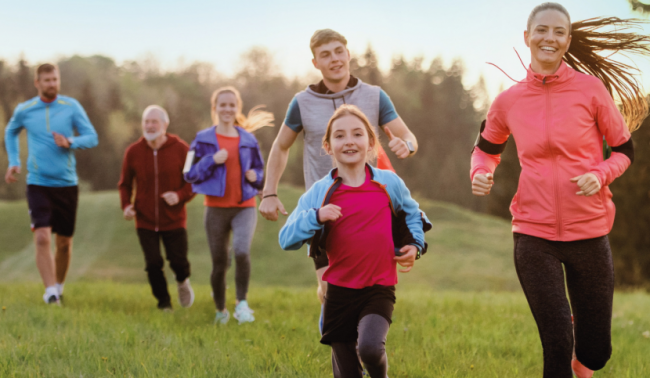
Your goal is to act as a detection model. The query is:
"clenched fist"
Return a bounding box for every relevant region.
[245,170,257,183]
[123,204,136,220]
[570,173,601,196]
[472,173,493,196]
[318,204,342,223]
[213,149,228,164]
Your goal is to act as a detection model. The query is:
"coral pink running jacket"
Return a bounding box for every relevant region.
[471,61,633,241]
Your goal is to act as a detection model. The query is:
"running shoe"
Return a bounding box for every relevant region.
[44,294,60,306]
[572,359,594,378]
[177,278,195,308]
[214,309,230,325]
[233,300,255,324]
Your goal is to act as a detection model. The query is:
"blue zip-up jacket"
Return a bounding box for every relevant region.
[279,165,431,255]
[184,126,264,202]
[4,95,99,187]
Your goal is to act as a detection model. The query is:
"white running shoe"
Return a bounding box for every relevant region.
[177,278,195,308]
[43,287,60,305]
[214,309,230,325]
[233,300,255,324]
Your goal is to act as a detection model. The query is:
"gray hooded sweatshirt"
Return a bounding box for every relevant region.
[295,79,381,189]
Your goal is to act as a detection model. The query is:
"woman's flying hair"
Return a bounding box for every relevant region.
[210,86,274,133]
[529,2,650,132]
[323,104,379,162]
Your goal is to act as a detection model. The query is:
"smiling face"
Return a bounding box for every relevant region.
[525,9,572,73]
[312,41,351,84]
[35,70,60,100]
[324,114,374,167]
[215,92,239,125]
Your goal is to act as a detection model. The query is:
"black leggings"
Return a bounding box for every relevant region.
[331,314,390,378]
[513,233,614,378]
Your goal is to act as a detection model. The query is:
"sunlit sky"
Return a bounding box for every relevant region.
[2,0,649,99]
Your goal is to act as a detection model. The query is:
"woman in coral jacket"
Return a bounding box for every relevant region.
[470,3,648,378]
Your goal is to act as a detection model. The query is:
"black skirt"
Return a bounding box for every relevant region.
[320,283,396,345]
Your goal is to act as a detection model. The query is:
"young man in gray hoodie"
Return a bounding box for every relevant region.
[259,28,419,329]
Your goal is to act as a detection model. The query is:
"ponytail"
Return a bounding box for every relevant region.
[565,17,650,132]
[210,86,274,133]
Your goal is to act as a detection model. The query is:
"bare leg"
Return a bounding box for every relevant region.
[34,227,56,287]
[55,235,73,284]
[316,267,328,304]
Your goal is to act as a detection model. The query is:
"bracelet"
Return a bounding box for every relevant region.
[263,194,278,199]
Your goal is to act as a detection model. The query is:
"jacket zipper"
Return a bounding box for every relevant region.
[45,105,50,132]
[154,149,159,232]
[371,180,397,216]
[543,82,562,239]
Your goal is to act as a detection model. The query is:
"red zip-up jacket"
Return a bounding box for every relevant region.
[118,134,195,231]
[471,62,632,241]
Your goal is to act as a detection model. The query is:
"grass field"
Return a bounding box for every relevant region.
[0,187,649,377]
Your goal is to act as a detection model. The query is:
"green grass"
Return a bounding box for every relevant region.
[0,284,649,377]
[0,187,649,376]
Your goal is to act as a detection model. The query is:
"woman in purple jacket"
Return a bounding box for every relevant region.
[185,86,273,324]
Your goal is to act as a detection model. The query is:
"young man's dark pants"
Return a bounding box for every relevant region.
[136,228,191,308]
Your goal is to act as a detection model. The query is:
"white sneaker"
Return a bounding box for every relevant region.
[177,278,194,308]
[233,300,255,324]
[214,309,230,325]
[43,287,60,305]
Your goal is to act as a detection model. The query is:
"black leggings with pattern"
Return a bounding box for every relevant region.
[513,233,614,378]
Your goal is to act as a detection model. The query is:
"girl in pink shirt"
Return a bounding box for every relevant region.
[280,105,430,378]
[470,3,648,378]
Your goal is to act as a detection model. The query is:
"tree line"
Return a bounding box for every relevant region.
[1,48,648,288]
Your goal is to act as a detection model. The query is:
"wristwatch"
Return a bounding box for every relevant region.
[406,140,415,155]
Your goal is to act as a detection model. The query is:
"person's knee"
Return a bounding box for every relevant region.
[34,230,51,248]
[145,259,164,272]
[577,345,611,371]
[358,341,385,367]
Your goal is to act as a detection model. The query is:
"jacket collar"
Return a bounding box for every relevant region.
[138,133,179,150]
[328,163,376,181]
[305,77,363,100]
[526,60,574,88]
[195,125,258,147]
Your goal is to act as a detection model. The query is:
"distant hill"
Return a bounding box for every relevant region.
[0,186,519,292]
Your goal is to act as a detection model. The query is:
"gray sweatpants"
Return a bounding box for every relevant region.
[204,206,257,311]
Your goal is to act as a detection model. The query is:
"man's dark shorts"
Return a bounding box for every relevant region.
[27,185,79,237]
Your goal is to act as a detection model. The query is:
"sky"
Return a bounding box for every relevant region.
[1,0,649,99]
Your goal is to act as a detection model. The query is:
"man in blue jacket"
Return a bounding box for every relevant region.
[4,63,98,305]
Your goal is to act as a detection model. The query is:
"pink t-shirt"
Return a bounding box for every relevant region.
[322,168,396,289]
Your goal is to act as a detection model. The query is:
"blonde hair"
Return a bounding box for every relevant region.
[211,86,274,132]
[310,29,348,56]
[323,105,379,162]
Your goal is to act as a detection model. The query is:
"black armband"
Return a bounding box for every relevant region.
[611,138,634,164]
[472,120,507,155]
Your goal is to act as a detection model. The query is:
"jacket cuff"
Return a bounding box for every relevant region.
[470,167,490,181]
[588,170,605,188]
[309,208,322,229]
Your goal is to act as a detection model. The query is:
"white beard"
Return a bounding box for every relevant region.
[143,130,163,141]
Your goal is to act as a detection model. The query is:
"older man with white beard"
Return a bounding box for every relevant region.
[118,105,195,311]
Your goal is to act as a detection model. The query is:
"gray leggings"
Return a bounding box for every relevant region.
[204,206,257,311]
[331,314,390,378]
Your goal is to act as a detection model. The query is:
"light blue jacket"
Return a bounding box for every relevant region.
[4,95,98,187]
[279,165,431,254]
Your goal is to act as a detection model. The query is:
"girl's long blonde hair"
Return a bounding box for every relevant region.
[211,86,274,132]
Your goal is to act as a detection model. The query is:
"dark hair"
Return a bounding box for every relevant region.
[35,63,58,79]
[529,3,650,132]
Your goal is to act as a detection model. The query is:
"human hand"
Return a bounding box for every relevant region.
[213,149,228,164]
[245,170,257,183]
[394,245,418,273]
[161,191,180,206]
[318,204,342,223]
[4,166,20,184]
[570,173,601,196]
[259,196,288,221]
[123,204,136,220]
[384,127,410,159]
[472,173,493,196]
[53,132,71,148]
